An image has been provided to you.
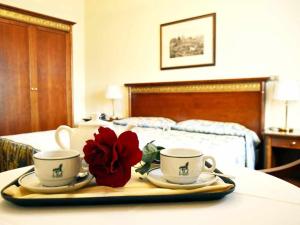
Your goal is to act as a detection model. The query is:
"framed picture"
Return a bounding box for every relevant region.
[160,13,216,70]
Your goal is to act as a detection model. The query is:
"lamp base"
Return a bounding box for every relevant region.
[269,127,294,133]
[109,116,119,121]
[278,127,294,133]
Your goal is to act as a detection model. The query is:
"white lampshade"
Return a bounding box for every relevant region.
[274,80,300,101]
[105,85,122,100]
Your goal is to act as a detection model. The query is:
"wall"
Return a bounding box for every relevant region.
[1,0,299,130]
[0,0,86,124]
[85,0,300,130]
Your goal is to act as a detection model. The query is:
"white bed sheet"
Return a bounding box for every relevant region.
[2,124,252,169]
[2,130,60,152]
[130,127,248,169]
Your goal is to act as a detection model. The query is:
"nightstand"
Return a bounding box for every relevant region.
[264,130,300,168]
[77,119,113,128]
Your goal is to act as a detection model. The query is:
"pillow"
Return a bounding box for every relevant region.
[172,119,260,144]
[113,117,176,129]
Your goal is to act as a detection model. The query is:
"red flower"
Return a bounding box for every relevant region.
[83,127,142,187]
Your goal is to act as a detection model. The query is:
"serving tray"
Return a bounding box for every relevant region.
[1,167,235,207]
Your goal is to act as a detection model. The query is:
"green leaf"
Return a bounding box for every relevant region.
[135,163,151,175]
[135,141,165,175]
[155,151,161,161]
[142,142,158,163]
[156,146,165,150]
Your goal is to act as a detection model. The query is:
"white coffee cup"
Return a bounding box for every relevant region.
[160,148,216,184]
[33,150,85,187]
[55,125,98,156]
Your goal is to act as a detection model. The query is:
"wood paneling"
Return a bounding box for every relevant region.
[0,4,73,135]
[125,77,269,138]
[130,92,262,134]
[36,28,68,131]
[0,19,32,135]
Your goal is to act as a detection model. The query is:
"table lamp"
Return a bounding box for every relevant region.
[105,85,122,120]
[274,79,300,133]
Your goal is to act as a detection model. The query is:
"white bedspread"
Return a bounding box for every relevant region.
[2,124,254,169]
[2,130,60,152]
[130,127,248,169]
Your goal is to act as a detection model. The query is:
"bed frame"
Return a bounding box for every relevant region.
[125,77,270,138]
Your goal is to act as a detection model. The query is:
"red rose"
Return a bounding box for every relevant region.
[83,127,142,187]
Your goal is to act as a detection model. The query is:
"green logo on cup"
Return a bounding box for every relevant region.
[179,162,189,176]
[52,164,63,178]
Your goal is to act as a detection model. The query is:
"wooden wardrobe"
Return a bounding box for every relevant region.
[0,4,74,135]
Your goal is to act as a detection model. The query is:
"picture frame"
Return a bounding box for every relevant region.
[160,13,216,70]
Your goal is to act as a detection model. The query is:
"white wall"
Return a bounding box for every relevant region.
[0,0,86,124]
[85,0,300,130]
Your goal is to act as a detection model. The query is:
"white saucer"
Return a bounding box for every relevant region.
[18,172,94,194]
[147,168,217,189]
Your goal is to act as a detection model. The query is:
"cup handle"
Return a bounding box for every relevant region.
[201,155,216,173]
[54,125,72,150]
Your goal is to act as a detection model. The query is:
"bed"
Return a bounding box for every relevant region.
[123,77,270,169]
[0,131,59,172]
[1,78,299,225]
[1,77,270,171]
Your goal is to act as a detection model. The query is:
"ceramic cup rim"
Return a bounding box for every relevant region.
[160,148,203,158]
[33,150,80,160]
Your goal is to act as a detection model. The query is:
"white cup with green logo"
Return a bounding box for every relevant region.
[160,148,216,184]
[33,150,84,187]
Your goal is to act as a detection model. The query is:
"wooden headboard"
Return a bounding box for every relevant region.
[125,77,270,137]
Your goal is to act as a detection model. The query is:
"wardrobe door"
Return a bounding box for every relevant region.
[0,19,32,135]
[35,27,71,131]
